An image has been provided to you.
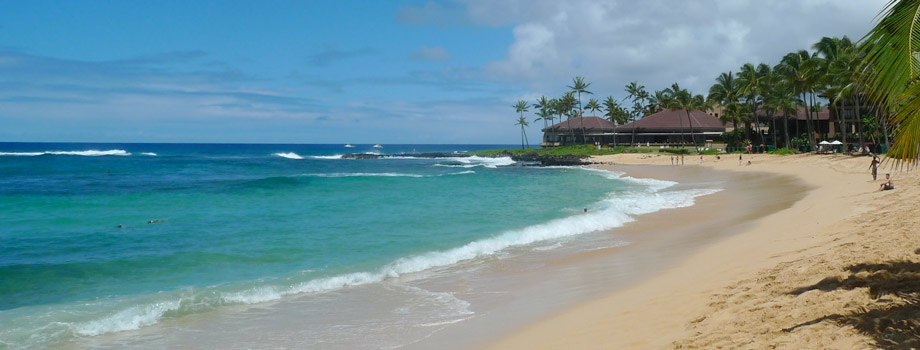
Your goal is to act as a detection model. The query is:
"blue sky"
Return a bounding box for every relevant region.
[0,0,887,143]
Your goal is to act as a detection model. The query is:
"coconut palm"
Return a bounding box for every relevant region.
[777,50,822,147]
[584,98,601,117]
[568,77,593,144]
[515,116,530,149]
[624,81,646,145]
[858,0,920,163]
[533,96,552,144]
[668,87,708,151]
[708,71,743,130]
[558,92,578,144]
[818,37,856,149]
[648,90,674,113]
[514,100,530,149]
[737,63,763,141]
[769,82,803,148]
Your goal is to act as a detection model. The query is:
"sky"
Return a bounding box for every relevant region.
[0,0,889,144]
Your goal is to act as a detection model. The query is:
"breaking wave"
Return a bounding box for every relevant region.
[0,150,131,157]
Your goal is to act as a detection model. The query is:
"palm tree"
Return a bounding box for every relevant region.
[858,1,920,164]
[668,87,707,151]
[515,116,530,149]
[585,98,601,117]
[604,96,623,146]
[777,50,822,147]
[533,96,551,145]
[769,82,802,148]
[756,64,779,148]
[738,63,760,141]
[624,81,645,145]
[558,92,578,144]
[568,77,593,144]
[708,72,743,134]
[817,37,857,149]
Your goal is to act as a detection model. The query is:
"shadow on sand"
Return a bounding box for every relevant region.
[783,260,920,349]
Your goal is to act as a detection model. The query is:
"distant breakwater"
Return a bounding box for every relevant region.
[340,152,587,166]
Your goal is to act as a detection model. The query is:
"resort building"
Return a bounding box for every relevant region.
[612,109,726,145]
[541,111,726,147]
[540,116,617,146]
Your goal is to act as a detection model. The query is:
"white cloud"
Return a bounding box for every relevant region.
[451,0,889,96]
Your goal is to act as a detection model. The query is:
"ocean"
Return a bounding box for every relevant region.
[0,143,718,349]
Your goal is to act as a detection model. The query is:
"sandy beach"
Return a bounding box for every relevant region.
[489,153,920,349]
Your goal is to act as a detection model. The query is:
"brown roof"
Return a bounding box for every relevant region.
[543,116,617,132]
[615,109,726,132]
[756,106,830,121]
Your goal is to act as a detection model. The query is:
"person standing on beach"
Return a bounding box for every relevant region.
[869,156,880,181]
[671,156,674,165]
[738,154,742,166]
[681,155,685,165]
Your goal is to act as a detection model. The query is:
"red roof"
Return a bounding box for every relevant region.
[615,109,726,132]
[543,116,617,132]
[756,106,830,120]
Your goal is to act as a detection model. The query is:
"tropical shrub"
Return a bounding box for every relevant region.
[661,148,691,154]
[768,148,797,155]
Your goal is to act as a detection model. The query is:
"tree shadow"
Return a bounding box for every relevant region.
[784,260,920,349]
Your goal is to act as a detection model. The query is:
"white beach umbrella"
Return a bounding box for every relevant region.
[819,141,831,145]
[830,140,843,145]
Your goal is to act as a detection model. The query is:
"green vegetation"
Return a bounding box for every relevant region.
[768,148,797,155]
[517,1,917,159]
[660,148,691,155]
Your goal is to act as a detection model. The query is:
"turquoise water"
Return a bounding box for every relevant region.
[0,143,706,349]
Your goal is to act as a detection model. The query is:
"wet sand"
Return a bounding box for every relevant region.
[406,161,805,349]
[490,153,917,349]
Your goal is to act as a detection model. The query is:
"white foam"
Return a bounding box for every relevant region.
[438,170,475,176]
[307,172,426,178]
[71,300,181,336]
[0,149,131,156]
[436,156,515,168]
[273,152,304,160]
[140,152,157,156]
[580,167,677,192]
[310,155,344,159]
[47,169,720,340]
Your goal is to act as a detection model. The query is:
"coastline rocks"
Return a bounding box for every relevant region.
[507,152,588,166]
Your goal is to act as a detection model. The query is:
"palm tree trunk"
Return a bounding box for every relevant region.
[686,109,697,151]
[801,91,814,147]
[524,127,530,149]
[855,89,866,154]
[630,114,637,146]
[784,112,791,149]
[882,107,891,153]
[838,98,847,151]
[520,126,525,150]
[770,112,777,148]
[678,112,685,146]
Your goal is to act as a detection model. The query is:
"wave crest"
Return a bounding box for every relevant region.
[0,150,131,157]
[273,152,304,160]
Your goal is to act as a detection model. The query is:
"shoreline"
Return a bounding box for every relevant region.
[407,159,805,349]
[489,153,913,349]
